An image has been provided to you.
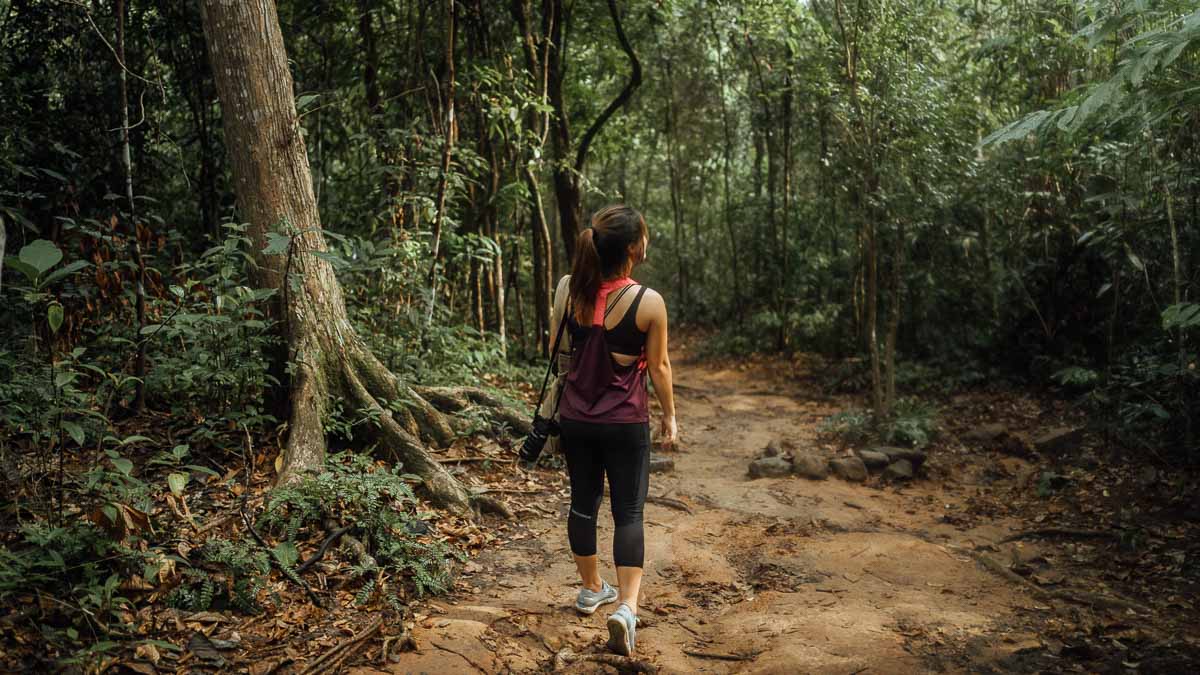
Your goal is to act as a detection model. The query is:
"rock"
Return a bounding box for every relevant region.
[791,453,829,480]
[882,459,914,481]
[874,446,927,472]
[649,456,675,474]
[762,440,782,458]
[829,457,868,482]
[748,456,793,479]
[1033,427,1084,455]
[856,449,890,471]
[961,423,1009,443]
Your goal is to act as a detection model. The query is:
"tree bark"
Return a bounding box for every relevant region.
[199,0,475,512]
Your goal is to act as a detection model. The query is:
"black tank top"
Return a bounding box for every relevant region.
[566,284,649,356]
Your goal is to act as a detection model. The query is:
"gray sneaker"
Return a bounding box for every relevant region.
[606,602,637,656]
[575,580,618,615]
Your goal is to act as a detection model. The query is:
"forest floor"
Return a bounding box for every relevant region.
[353,340,1200,674]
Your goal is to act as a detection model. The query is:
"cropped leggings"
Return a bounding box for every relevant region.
[560,419,651,568]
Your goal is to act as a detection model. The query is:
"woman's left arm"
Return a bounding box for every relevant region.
[643,290,677,447]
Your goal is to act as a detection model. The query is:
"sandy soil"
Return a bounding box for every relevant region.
[352,352,1081,674]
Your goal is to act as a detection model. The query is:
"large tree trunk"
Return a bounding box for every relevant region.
[199,0,489,513]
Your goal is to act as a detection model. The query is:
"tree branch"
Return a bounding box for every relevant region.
[572,0,642,174]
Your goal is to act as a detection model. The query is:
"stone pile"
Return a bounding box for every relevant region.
[746,440,926,483]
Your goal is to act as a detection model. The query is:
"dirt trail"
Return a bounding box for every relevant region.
[364,351,1046,674]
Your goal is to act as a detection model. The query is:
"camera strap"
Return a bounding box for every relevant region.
[533,301,572,418]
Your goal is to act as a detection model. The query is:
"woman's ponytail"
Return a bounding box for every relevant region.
[569,227,603,325]
[568,204,649,325]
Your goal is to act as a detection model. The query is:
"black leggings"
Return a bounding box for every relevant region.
[560,419,650,568]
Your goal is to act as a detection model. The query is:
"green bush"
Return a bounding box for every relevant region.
[260,452,461,605]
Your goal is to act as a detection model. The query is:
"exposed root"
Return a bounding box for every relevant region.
[414,385,532,436]
[998,528,1117,545]
[353,351,454,447]
[553,648,658,673]
[952,545,1151,614]
[343,363,472,513]
[682,648,760,661]
[470,494,513,518]
[646,495,693,514]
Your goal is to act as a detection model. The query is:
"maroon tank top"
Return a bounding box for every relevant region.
[559,280,650,424]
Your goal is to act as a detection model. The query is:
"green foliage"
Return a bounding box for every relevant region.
[143,224,279,438]
[821,397,938,450]
[260,452,460,601]
[166,538,273,614]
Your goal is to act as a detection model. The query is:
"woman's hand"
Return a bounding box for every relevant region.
[658,414,678,449]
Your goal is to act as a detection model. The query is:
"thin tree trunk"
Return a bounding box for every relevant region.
[426,0,458,325]
[512,0,553,353]
[708,10,741,315]
[115,0,147,413]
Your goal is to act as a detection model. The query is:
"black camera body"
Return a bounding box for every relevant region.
[519,414,560,466]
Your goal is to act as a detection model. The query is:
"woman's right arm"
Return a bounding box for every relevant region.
[643,290,677,447]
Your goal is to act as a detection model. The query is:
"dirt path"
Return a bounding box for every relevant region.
[363,352,1051,674]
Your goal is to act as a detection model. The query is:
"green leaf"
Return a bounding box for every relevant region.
[47,302,64,334]
[62,421,85,446]
[273,541,300,568]
[263,232,292,256]
[19,239,63,275]
[120,435,153,446]
[4,257,40,283]
[296,93,319,111]
[184,464,220,477]
[1163,303,1200,330]
[111,457,134,476]
[167,472,188,497]
[41,260,89,286]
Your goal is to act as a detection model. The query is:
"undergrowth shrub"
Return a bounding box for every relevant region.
[260,452,461,606]
[821,397,940,449]
[166,537,273,614]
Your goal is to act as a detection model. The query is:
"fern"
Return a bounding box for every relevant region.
[257,452,461,604]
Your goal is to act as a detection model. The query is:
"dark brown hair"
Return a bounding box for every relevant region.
[569,204,648,325]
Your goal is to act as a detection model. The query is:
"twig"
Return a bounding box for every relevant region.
[301,616,383,674]
[473,487,545,494]
[432,640,491,673]
[195,510,238,535]
[997,528,1116,545]
[682,648,760,661]
[295,524,354,573]
[646,495,693,514]
[438,456,516,464]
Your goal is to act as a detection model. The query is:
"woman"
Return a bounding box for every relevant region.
[548,204,677,657]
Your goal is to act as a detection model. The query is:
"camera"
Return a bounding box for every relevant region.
[519,414,560,466]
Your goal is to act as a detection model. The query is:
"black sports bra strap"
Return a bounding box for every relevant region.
[621,285,649,324]
[604,283,636,320]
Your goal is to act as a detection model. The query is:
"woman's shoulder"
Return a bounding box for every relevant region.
[635,284,663,304]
